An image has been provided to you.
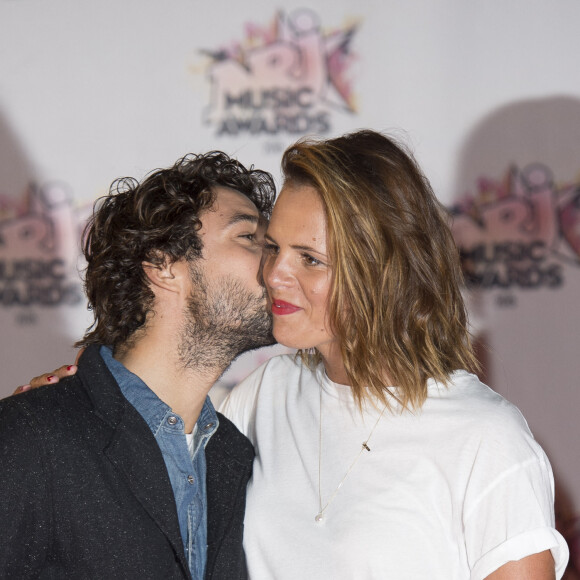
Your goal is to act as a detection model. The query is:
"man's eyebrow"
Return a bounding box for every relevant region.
[226,212,260,226]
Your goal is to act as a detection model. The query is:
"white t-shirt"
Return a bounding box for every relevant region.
[220,354,568,580]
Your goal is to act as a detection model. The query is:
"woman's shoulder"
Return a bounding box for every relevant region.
[424,372,553,502]
[220,354,305,408]
[240,353,304,386]
[426,370,536,443]
[219,354,310,440]
[430,370,522,410]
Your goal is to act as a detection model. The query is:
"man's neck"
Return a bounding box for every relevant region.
[114,335,226,434]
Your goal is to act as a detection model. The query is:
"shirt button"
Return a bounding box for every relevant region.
[167,416,178,425]
[187,475,195,484]
[203,422,215,430]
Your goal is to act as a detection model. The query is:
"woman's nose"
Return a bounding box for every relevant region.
[263,252,293,288]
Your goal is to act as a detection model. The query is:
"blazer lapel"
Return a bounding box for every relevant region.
[104,408,189,574]
[205,413,254,578]
[77,345,190,577]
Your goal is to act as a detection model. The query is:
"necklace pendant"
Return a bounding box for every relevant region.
[315,512,324,522]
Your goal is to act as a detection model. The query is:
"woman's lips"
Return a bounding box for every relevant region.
[271,299,302,315]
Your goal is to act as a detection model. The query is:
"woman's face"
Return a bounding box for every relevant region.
[262,183,336,353]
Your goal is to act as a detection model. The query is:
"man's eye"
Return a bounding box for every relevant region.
[263,242,279,254]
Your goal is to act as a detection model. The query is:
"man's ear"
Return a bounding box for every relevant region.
[142,256,182,294]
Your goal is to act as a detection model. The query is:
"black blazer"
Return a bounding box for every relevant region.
[0,345,254,579]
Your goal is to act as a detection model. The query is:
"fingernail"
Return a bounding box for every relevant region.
[21,385,31,392]
[47,375,54,382]
[67,366,73,371]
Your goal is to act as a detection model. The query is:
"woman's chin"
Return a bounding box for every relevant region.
[272,327,308,351]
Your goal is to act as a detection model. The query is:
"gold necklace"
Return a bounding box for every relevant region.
[315,377,388,523]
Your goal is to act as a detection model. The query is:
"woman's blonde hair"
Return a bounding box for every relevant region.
[281,130,479,411]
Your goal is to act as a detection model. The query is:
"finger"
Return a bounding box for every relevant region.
[52,364,78,379]
[13,385,32,395]
[27,363,78,389]
[29,372,61,389]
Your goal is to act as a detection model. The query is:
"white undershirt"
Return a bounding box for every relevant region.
[220,354,568,580]
[185,431,194,458]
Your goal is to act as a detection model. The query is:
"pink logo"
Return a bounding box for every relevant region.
[450,163,580,292]
[201,9,358,137]
[0,183,89,311]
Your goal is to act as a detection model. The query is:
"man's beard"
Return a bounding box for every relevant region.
[177,266,275,373]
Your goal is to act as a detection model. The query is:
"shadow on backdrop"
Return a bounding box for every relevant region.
[0,110,87,395]
[450,95,580,577]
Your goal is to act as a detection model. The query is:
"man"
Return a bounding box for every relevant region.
[0,151,276,579]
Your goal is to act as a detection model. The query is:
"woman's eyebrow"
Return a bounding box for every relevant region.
[264,233,326,256]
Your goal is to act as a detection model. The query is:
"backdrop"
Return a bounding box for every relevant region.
[1,0,579,572]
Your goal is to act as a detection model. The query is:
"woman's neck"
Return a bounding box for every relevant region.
[318,342,350,386]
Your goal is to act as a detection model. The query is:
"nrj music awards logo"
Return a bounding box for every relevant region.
[0,183,87,320]
[451,163,580,300]
[200,8,358,138]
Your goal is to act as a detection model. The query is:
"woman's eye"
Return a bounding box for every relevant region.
[303,254,321,266]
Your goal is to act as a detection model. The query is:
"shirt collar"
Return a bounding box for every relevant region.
[99,345,218,439]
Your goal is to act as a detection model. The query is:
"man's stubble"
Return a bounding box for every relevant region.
[178,264,275,374]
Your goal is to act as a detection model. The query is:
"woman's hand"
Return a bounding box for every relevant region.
[13,350,83,394]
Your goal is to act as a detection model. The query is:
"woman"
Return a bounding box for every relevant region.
[20,130,568,578]
[220,130,568,579]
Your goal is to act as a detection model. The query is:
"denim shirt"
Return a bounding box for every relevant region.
[100,346,218,580]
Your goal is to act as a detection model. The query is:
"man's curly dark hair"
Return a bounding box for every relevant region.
[76,151,276,350]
